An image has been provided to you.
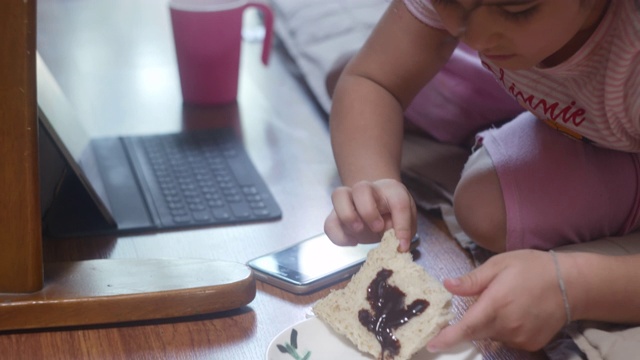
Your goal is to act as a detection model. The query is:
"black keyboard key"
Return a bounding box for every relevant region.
[230,203,251,218]
[213,209,231,220]
[193,211,212,222]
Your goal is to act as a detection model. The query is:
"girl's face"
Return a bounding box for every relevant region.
[431,0,609,69]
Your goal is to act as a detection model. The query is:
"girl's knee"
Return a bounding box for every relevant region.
[453,147,507,253]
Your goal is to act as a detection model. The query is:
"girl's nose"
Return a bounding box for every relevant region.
[457,10,501,53]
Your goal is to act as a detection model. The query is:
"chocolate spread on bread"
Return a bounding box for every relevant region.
[358,269,430,358]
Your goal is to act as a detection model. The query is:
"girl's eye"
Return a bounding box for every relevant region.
[432,0,539,23]
[497,4,539,21]
[432,0,459,7]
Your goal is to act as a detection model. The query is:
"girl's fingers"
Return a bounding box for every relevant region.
[327,180,417,249]
[428,295,498,352]
[374,180,416,251]
[324,210,358,247]
[444,259,502,297]
[330,186,363,232]
[351,182,386,232]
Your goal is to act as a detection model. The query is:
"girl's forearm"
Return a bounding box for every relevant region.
[329,74,406,186]
[327,1,457,188]
[561,251,640,323]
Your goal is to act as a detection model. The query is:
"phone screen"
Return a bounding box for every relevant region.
[248,234,378,285]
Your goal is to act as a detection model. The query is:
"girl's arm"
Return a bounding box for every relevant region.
[325,0,458,248]
[329,0,457,187]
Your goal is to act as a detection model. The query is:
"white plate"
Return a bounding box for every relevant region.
[266,317,482,360]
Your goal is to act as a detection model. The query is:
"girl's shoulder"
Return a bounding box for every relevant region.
[616,1,640,46]
[581,0,640,65]
[402,0,445,29]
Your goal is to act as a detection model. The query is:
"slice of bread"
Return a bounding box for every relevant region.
[313,229,453,360]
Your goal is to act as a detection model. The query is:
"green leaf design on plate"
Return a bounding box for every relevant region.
[291,328,298,349]
[275,327,311,360]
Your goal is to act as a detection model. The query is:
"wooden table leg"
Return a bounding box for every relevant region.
[0,0,44,294]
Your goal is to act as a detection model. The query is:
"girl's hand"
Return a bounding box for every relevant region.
[427,250,567,352]
[324,179,417,252]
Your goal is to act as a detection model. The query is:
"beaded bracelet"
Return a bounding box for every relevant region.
[550,250,572,325]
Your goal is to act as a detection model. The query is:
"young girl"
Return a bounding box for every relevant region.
[324,0,640,352]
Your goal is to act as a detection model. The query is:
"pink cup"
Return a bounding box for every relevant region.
[169,0,274,105]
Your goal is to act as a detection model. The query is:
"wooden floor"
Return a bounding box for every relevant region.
[0,0,547,358]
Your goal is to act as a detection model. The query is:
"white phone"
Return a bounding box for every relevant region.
[247,233,419,294]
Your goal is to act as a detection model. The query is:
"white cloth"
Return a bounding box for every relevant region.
[268,0,388,112]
